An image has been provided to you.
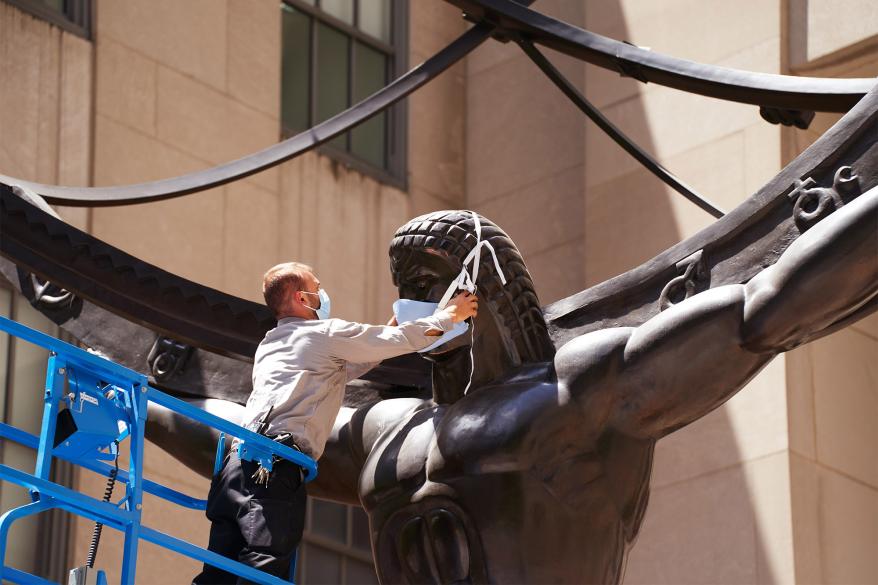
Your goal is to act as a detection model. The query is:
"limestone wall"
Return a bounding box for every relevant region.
[783,52,878,583]
[577,2,795,582]
[76,0,466,582]
[465,0,586,305]
[0,1,91,231]
[463,0,876,583]
[87,0,465,324]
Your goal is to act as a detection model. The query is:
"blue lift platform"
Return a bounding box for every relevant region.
[0,315,317,584]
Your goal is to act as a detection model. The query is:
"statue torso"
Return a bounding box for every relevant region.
[358,366,655,584]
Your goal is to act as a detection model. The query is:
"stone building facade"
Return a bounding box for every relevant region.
[0,0,875,582]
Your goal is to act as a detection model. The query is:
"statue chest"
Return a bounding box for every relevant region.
[358,381,573,506]
[357,407,491,583]
[358,405,455,506]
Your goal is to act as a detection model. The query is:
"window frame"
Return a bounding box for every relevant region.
[296,497,378,584]
[0,280,75,583]
[281,0,409,190]
[3,0,93,40]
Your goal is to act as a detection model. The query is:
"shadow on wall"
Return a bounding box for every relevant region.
[578,1,782,583]
[463,2,774,580]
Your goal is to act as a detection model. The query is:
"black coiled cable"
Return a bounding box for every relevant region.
[85,441,119,569]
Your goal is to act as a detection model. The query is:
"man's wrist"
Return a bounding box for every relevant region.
[433,308,455,332]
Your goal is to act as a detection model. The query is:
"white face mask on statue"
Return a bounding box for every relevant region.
[393,212,508,393]
[392,299,470,353]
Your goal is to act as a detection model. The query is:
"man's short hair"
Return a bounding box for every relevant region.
[262,262,314,318]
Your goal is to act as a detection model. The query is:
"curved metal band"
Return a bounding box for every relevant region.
[448,0,873,112]
[517,40,726,219]
[0,24,494,207]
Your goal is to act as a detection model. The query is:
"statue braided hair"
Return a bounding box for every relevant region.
[390,210,555,364]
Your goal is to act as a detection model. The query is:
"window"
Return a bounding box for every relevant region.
[296,498,378,584]
[3,0,93,39]
[281,0,408,186]
[0,283,75,582]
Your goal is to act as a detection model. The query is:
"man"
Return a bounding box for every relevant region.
[193,261,478,583]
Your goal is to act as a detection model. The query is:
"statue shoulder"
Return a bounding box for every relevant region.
[430,373,569,475]
[554,327,634,393]
[351,397,432,456]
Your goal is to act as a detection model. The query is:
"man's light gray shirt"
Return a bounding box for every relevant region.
[244,314,452,459]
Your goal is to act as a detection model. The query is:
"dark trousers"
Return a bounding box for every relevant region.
[193,449,307,584]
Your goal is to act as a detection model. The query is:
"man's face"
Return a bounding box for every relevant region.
[296,271,321,311]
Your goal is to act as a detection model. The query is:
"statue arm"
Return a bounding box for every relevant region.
[308,397,427,504]
[308,407,365,505]
[559,186,877,439]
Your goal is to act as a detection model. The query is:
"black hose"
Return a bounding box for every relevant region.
[85,442,119,568]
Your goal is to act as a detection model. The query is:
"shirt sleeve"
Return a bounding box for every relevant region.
[346,361,378,382]
[325,311,454,365]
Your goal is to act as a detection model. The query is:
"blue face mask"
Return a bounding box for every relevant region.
[392,299,469,353]
[301,289,331,320]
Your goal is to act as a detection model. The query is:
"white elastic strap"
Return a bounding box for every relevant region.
[437,212,507,309]
[463,318,476,395]
[470,213,482,291]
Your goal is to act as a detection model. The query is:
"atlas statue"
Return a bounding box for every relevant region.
[0,0,876,581]
[146,181,874,583]
[305,192,878,582]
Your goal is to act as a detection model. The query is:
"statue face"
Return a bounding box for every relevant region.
[391,248,474,356]
[392,248,459,302]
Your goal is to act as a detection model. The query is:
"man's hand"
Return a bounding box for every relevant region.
[443,291,478,323]
[387,316,398,326]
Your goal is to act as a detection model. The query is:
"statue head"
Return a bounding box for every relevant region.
[389,210,554,374]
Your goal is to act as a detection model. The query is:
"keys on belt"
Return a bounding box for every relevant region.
[240,432,304,486]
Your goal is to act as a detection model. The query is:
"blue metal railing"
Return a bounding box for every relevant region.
[0,315,317,584]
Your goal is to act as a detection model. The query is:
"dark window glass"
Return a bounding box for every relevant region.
[351,506,371,553]
[351,42,387,168]
[310,497,347,542]
[5,0,92,39]
[304,544,342,584]
[280,0,407,184]
[347,559,380,585]
[300,497,376,584]
[316,22,351,151]
[282,7,311,133]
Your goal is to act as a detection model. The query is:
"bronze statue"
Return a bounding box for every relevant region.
[301,191,876,583]
[1,174,875,582]
[0,18,875,578]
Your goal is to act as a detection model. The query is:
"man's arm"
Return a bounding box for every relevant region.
[327,292,477,364]
[558,186,878,440]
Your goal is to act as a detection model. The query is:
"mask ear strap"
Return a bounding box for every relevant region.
[437,272,464,310]
[469,212,482,289]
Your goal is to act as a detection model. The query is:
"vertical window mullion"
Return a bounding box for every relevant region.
[0,286,13,499]
[311,15,317,127]
[347,34,354,153]
[386,0,395,176]
[282,0,406,180]
[354,0,361,167]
